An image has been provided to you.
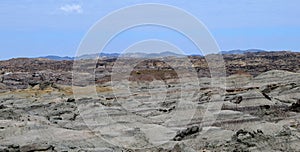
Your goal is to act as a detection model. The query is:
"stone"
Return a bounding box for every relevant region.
[20,143,54,152]
[173,126,201,141]
[289,99,300,112]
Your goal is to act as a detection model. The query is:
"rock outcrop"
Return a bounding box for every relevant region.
[0,52,299,151]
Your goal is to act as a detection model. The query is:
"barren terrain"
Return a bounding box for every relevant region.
[0,51,299,151]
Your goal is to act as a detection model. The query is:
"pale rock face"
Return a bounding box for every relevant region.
[0,52,300,151]
[0,69,299,151]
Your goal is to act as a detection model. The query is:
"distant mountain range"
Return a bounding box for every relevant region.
[220,49,266,55]
[76,53,120,59]
[119,51,185,58]
[39,51,185,60]
[38,49,268,60]
[38,53,120,61]
[39,55,74,61]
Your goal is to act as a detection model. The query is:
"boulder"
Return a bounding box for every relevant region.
[173,126,201,141]
[289,99,300,112]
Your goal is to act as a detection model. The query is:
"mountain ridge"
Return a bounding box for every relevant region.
[36,49,294,61]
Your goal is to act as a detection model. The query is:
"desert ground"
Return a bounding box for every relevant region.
[0,51,299,151]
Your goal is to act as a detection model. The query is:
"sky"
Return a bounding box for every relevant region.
[0,0,299,59]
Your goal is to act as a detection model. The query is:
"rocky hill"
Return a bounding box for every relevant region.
[0,51,299,90]
[0,51,299,151]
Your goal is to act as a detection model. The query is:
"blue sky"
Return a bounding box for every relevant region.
[0,0,299,59]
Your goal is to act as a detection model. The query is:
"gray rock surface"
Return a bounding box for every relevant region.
[0,53,300,151]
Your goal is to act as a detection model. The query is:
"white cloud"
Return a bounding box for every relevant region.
[60,4,82,14]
